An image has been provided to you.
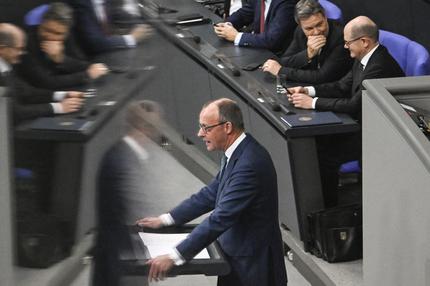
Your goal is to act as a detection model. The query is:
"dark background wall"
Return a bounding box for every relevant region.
[1,0,430,51]
[332,0,430,52]
[0,0,55,28]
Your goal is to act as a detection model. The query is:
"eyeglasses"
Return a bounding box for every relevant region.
[344,35,365,47]
[1,45,26,53]
[199,121,227,134]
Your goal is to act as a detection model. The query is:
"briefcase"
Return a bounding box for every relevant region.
[307,203,362,263]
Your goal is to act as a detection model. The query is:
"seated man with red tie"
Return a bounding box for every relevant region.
[214,0,298,55]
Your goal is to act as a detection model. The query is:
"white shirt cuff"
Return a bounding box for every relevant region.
[123,34,136,47]
[159,213,175,226]
[168,248,186,266]
[234,32,243,46]
[312,97,318,109]
[306,86,316,97]
[51,102,64,114]
[53,91,67,101]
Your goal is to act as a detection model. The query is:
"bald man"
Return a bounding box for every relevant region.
[136,99,287,286]
[287,16,405,207]
[0,23,83,123]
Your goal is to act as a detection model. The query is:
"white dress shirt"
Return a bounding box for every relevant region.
[230,0,242,15]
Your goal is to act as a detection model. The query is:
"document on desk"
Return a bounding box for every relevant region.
[138,232,210,259]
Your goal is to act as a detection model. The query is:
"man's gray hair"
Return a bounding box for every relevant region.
[126,100,164,135]
[205,98,244,131]
[42,2,74,27]
[294,0,326,24]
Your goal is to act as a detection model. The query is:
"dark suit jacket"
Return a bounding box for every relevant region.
[227,0,297,55]
[0,70,55,123]
[169,134,287,286]
[315,45,405,120]
[93,139,148,286]
[16,27,91,90]
[68,0,130,55]
[278,19,353,84]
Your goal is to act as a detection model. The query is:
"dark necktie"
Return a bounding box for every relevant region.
[260,0,265,33]
[0,70,11,87]
[219,155,228,180]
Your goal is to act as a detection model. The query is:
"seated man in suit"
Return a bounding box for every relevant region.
[214,0,298,55]
[288,16,405,207]
[0,23,84,123]
[68,0,152,56]
[16,2,109,90]
[136,98,287,286]
[262,0,352,84]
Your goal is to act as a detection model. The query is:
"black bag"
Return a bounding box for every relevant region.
[15,170,70,268]
[16,213,69,268]
[307,203,362,263]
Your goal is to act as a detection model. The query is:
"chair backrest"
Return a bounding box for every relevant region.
[379,29,430,76]
[319,0,343,22]
[24,4,50,26]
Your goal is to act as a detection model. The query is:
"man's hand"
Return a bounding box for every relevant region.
[213,23,238,42]
[66,91,84,98]
[307,35,326,60]
[131,24,153,43]
[41,40,64,63]
[287,86,308,95]
[288,93,313,109]
[87,63,109,79]
[136,217,164,229]
[60,97,84,113]
[146,255,174,282]
[262,59,282,76]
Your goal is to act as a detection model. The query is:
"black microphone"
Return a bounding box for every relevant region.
[216,54,241,77]
[259,92,281,111]
[280,103,294,115]
[193,35,201,44]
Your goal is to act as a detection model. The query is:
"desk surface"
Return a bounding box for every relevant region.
[140,0,359,138]
[15,0,359,141]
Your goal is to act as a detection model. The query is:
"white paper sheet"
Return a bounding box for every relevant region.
[138,232,210,259]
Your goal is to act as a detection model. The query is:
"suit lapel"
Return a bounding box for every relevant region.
[352,61,364,93]
[216,135,252,202]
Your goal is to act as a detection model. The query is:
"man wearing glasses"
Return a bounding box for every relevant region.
[137,98,287,286]
[287,16,404,207]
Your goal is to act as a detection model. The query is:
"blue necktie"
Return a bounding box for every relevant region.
[219,155,228,180]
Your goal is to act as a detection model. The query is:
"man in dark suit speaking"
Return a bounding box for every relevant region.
[137,98,287,286]
[214,0,297,55]
[287,16,405,207]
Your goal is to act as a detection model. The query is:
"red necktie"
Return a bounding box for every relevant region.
[260,0,265,33]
